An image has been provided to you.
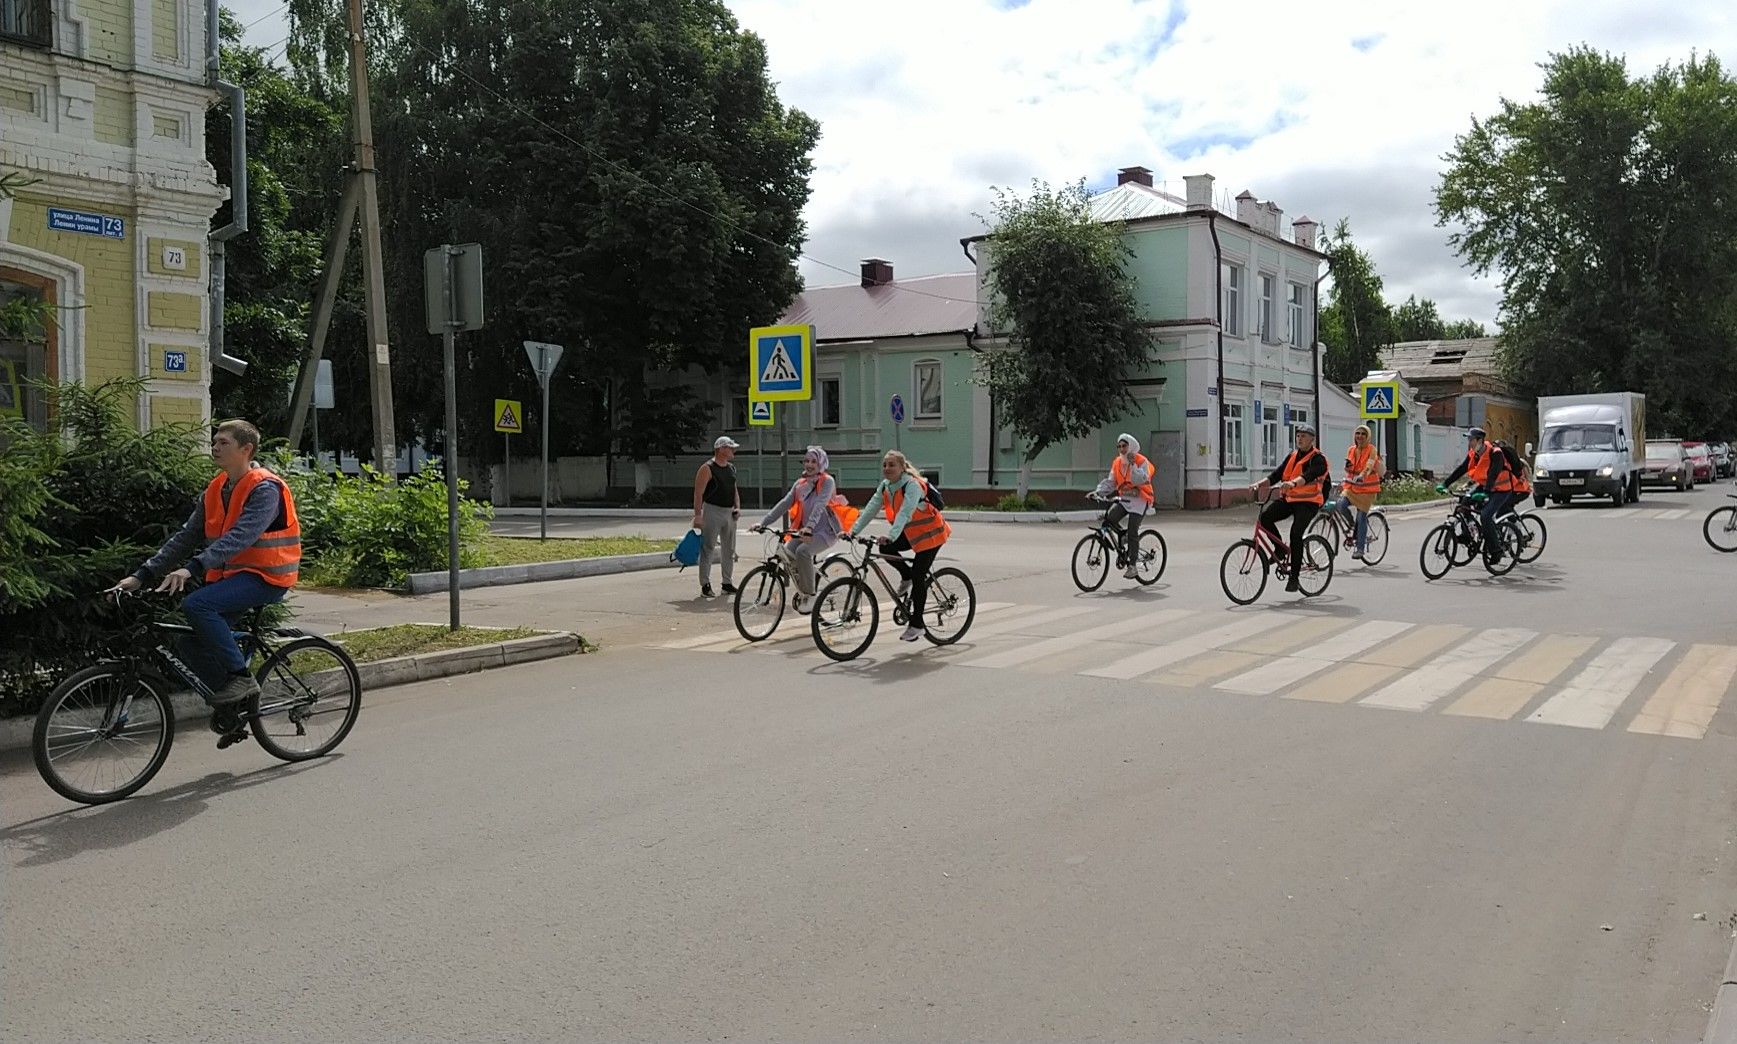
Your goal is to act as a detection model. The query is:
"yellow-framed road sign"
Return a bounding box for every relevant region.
[493,398,524,433]
[749,324,813,402]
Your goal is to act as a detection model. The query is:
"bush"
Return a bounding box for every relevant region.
[1375,473,1444,506]
[994,492,1048,512]
[309,463,493,588]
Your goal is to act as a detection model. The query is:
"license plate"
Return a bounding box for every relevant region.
[1559,478,1585,486]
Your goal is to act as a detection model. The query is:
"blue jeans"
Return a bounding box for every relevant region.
[1328,497,1371,553]
[180,572,288,686]
[1479,492,1516,556]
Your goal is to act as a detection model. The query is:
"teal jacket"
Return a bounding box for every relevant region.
[851,473,926,541]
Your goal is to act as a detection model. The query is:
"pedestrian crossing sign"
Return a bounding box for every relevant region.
[1361,381,1400,419]
[493,398,523,433]
[749,324,813,402]
[748,399,774,427]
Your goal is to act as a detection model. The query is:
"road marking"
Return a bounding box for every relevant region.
[1356,624,1471,668]
[1082,614,1290,681]
[1284,662,1402,703]
[961,609,1193,670]
[1161,649,1267,688]
[1215,620,1414,696]
[1360,628,1537,711]
[1236,616,1354,655]
[1441,634,1598,719]
[1627,644,1737,739]
[1526,636,1676,729]
[1657,508,1691,520]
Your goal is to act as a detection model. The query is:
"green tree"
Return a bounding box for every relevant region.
[1442,318,1488,339]
[975,180,1152,499]
[1317,219,1393,384]
[1391,295,1446,342]
[1436,47,1737,436]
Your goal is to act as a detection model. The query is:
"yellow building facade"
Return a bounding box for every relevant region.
[1,0,224,430]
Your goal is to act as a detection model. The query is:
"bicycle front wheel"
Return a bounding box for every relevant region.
[251,636,362,761]
[33,666,175,804]
[1134,529,1168,585]
[732,564,786,642]
[812,576,879,662]
[1070,534,1110,592]
[921,567,976,645]
[1296,535,1335,597]
[1515,513,1547,563]
[1219,539,1269,605]
[1420,523,1456,581]
[1704,506,1737,553]
[1483,521,1521,576]
[1362,513,1390,566]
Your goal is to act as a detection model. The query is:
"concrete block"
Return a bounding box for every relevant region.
[499,633,580,666]
[414,644,504,681]
[357,657,420,690]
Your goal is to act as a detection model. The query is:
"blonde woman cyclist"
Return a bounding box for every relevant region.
[1331,425,1382,560]
[847,450,951,642]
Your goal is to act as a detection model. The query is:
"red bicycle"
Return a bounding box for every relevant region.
[1219,492,1335,604]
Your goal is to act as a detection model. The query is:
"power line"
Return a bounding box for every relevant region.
[241,2,289,32]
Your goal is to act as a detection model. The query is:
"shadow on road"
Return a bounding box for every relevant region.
[1234,596,1366,618]
[805,651,951,685]
[1,756,339,868]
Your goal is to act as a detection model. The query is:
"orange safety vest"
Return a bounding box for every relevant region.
[202,466,300,587]
[886,477,950,552]
[1281,447,1325,504]
[1111,453,1155,506]
[1464,442,1491,485]
[1512,456,1531,494]
[785,474,859,537]
[1342,443,1381,494]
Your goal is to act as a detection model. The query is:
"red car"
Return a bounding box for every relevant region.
[1683,441,1716,483]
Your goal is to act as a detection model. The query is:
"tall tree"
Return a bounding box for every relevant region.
[285,0,819,487]
[1317,219,1393,384]
[1442,318,1488,339]
[1391,294,1446,342]
[975,181,1152,499]
[1436,47,1737,437]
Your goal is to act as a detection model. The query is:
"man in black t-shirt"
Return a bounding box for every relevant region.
[691,436,742,598]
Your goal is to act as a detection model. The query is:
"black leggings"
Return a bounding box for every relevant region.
[880,535,940,620]
[1258,499,1321,578]
[1104,502,1141,560]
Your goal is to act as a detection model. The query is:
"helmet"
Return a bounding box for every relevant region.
[1294,423,1316,436]
[1466,427,1487,439]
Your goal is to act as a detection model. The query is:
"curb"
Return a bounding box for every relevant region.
[0,631,581,754]
[1707,931,1737,1044]
[1374,497,1457,516]
[495,507,690,519]
[406,552,673,594]
[945,510,1100,524]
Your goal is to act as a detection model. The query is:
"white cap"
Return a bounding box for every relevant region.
[714,436,740,450]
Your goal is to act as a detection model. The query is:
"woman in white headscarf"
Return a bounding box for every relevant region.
[1092,433,1155,579]
[751,446,841,611]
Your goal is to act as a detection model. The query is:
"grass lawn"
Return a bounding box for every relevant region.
[478,534,676,566]
[326,623,548,663]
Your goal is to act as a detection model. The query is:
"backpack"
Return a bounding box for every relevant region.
[671,528,702,570]
[1496,441,1527,478]
[922,476,946,512]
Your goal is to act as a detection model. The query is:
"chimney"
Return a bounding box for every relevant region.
[1292,216,1319,251]
[1184,173,1214,211]
[1261,201,1283,237]
[860,258,893,288]
[1235,190,1259,226]
[1117,165,1154,188]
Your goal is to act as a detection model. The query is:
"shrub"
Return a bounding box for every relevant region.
[313,463,493,588]
[1375,473,1443,506]
[994,492,1048,512]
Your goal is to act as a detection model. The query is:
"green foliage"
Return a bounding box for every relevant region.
[0,380,210,713]
[975,180,1152,462]
[1375,474,1445,506]
[1436,47,1737,437]
[307,464,493,588]
[1391,295,1445,342]
[993,493,1048,512]
[1318,219,1394,384]
[0,171,60,342]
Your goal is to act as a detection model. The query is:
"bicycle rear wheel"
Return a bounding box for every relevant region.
[1304,512,1341,556]
[1703,506,1737,552]
[1219,539,1269,605]
[921,567,976,645]
[812,576,878,662]
[1134,529,1168,585]
[33,666,175,804]
[1070,534,1110,592]
[1515,513,1547,563]
[1420,523,1455,580]
[1296,535,1335,596]
[732,563,786,642]
[251,636,363,761]
[1361,513,1390,566]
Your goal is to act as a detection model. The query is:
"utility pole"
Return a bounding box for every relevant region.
[347,0,397,473]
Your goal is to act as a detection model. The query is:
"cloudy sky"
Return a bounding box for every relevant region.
[231,0,1736,329]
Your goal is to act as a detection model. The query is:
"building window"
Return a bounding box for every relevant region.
[818,377,841,427]
[1260,405,1281,468]
[1223,403,1247,469]
[727,394,748,431]
[1288,406,1311,443]
[1257,273,1276,342]
[914,360,943,419]
[0,276,51,434]
[1220,264,1243,337]
[0,0,51,47]
[1287,282,1307,346]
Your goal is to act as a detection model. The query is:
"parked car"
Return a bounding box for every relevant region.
[1683,441,1716,483]
[1642,441,1693,491]
[1712,441,1734,478]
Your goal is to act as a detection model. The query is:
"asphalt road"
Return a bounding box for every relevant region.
[5,483,1736,1042]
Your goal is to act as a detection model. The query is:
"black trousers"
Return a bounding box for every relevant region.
[1258,499,1321,579]
[880,535,940,620]
[1104,502,1141,561]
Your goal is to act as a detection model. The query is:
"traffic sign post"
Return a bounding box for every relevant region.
[424,243,486,631]
[494,399,522,507]
[523,341,564,540]
[890,393,904,450]
[286,360,335,470]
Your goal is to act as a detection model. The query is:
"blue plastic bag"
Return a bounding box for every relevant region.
[671,528,702,570]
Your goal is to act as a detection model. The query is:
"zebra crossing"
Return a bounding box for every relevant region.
[653,601,1736,740]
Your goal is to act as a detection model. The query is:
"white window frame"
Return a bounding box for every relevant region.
[1223,402,1247,469]
[1287,282,1307,347]
[1260,405,1281,468]
[1288,406,1311,434]
[1257,272,1276,343]
[914,359,943,420]
[727,394,748,432]
[1221,263,1243,338]
[817,376,842,428]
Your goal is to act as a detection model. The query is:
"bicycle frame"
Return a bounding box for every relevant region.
[836,537,918,610]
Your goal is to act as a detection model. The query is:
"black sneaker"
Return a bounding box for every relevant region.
[701,584,715,598]
[721,582,737,595]
[1285,578,1302,593]
[209,672,258,706]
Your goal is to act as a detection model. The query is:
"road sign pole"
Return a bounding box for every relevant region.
[442,319,461,631]
[311,405,322,472]
[541,362,551,541]
[779,412,787,490]
[756,425,765,510]
[503,432,510,508]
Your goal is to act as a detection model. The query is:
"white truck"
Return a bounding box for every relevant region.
[1531,392,1646,507]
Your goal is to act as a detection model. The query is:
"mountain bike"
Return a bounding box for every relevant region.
[32,590,362,805]
[731,526,851,642]
[1305,496,1390,566]
[810,537,976,661]
[1706,494,1737,553]
[1419,491,1523,580]
[1071,492,1168,591]
[1218,492,1335,605]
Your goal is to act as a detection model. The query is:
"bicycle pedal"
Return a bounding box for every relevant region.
[216,727,249,750]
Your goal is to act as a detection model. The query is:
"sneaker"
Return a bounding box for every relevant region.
[1351,549,1365,561]
[209,672,258,706]
[1123,565,1139,579]
[701,584,715,598]
[793,594,812,615]
[899,624,924,642]
[1285,578,1301,593]
[721,582,737,595]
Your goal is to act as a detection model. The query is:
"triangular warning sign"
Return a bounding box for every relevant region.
[496,404,520,431]
[760,339,799,383]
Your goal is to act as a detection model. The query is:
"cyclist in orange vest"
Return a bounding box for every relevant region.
[1330,424,1382,560]
[1092,433,1155,579]
[1437,426,1512,561]
[1249,423,1329,593]
[751,445,846,613]
[111,419,300,711]
[848,449,951,642]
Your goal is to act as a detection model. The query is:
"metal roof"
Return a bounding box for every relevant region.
[1381,337,1503,378]
[781,273,978,343]
[1087,181,1190,223]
